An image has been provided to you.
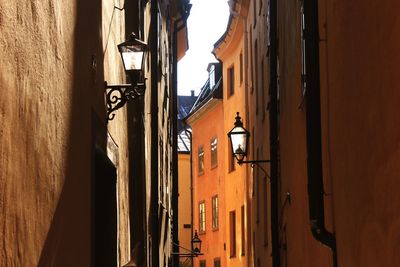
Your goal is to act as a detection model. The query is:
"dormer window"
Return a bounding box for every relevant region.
[209,64,216,89]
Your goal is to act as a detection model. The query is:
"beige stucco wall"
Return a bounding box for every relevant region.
[102,1,131,265]
[0,0,131,266]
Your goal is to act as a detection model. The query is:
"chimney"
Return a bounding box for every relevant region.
[191,90,195,97]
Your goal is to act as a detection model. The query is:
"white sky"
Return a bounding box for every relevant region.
[178,0,230,95]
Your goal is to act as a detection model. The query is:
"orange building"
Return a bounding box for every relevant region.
[241,0,272,266]
[213,3,250,266]
[186,63,226,267]
[273,0,400,266]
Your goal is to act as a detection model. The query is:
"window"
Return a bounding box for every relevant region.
[261,58,266,119]
[255,39,259,115]
[241,205,245,255]
[198,146,204,175]
[229,210,236,257]
[266,2,270,46]
[263,175,268,246]
[300,1,306,97]
[256,148,260,224]
[199,201,206,233]
[200,260,206,267]
[214,258,221,267]
[239,52,243,84]
[228,65,235,97]
[251,128,255,194]
[253,232,256,265]
[211,138,218,168]
[253,0,257,26]
[228,139,236,172]
[210,64,216,89]
[212,195,219,230]
[250,28,254,93]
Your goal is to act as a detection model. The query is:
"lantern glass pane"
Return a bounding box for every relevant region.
[235,153,245,162]
[230,127,247,156]
[193,242,200,252]
[121,51,144,71]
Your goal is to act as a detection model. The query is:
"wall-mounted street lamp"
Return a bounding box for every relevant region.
[227,112,271,166]
[105,33,148,121]
[172,230,203,258]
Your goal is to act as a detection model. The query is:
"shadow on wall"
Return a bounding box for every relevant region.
[37,0,106,266]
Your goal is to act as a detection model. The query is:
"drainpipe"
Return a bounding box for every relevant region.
[268,0,281,266]
[150,0,159,266]
[172,4,191,266]
[172,5,190,265]
[184,128,194,267]
[303,0,337,266]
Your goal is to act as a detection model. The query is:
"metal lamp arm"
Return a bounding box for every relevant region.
[238,159,271,179]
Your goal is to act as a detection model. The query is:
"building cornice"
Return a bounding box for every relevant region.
[212,0,249,61]
[185,98,222,126]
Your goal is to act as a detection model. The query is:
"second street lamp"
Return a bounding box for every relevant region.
[172,230,203,258]
[227,112,271,165]
[227,112,250,162]
[192,230,202,254]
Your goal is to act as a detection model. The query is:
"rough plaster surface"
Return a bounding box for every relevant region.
[0,0,75,265]
[0,0,131,265]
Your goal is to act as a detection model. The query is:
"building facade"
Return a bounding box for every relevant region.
[213,7,250,266]
[186,63,227,267]
[275,0,400,266]
[214,0,400,266]
[0,0,190,266]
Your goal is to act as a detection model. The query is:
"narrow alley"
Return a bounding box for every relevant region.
[1,0,400,267]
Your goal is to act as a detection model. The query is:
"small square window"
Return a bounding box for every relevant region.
[198,146,204,175]
[211,138,218,168]
[229,210,236,257]
[199,201,206,233]
[239,52,243,85]
[212,195,219,230]
[227,65,235,97]
[214,258,221,267]
[228,139,236,173]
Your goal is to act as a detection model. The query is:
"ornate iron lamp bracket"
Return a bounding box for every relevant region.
[105,81,145,121]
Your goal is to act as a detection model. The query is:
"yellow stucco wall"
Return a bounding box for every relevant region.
[178,152,193,264]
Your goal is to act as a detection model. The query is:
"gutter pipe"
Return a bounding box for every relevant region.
[303,0,337,266]
[269,0,281,266]
[172,3,191,266]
